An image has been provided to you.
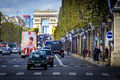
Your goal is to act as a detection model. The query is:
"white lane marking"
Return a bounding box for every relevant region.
[13,65,19,67]
[0,59,2,60]
[102,73,109,77]
[6,59,10,60]
[69,72,76,76]
[55,55,63,66]
[34,72,42,75]
[74,65,80,67]
[0,73,6,76]
[54,65,57,67]
[1,65,7,67]
[52,72,61,75]
[16,72,24,75]
[86,72,93,76]
[63,65,68,67]
[87,66,93,68]
[13,59,17,60]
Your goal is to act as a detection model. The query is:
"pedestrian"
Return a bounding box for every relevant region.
[67,48,70,55]
[105,47,109,58]
[83,48,86,58]
[86,48,89,57]
[93,47,96,61]
[96,47,100,61]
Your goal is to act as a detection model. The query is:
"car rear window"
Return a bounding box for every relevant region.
[29,52,45,59]
[39,50,51,55]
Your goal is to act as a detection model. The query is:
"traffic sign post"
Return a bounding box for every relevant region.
[106,31,113,39]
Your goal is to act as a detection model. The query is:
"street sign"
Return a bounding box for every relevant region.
[106,31,113,39]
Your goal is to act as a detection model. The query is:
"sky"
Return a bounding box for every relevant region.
[0,0,62,18]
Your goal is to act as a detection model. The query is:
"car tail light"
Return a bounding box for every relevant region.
[28,60,31,63]
[51,56,54,59]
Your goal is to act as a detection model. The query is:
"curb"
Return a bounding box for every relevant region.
[70,53,107,67]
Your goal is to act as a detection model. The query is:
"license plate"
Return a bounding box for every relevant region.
[35,64,41,66]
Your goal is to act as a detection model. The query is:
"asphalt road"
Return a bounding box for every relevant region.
[0,53,120,80]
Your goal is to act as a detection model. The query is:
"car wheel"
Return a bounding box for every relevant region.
[44,64,47,70]
[27,65,30,70]
[51,61,54,67]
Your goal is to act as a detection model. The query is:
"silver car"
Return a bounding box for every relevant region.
[2,47,11,55]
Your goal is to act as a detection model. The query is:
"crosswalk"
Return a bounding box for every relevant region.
[0,72,110,77]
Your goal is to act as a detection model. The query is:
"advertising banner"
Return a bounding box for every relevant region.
[21,32,37,56]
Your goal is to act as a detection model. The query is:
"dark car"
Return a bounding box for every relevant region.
[38,49,54,67]
[27,51,48,70]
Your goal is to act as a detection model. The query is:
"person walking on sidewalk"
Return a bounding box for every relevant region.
[83,48,86,58]
[67,48,70,55]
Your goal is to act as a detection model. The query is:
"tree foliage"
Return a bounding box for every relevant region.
[0,22,23,43]
[55,0,117,40]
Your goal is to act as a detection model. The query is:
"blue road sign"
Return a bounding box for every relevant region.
[107,32,113,39]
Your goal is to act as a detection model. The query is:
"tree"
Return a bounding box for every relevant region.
[55,0,117,40]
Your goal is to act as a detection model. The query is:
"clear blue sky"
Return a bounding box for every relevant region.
[0,0,61,18]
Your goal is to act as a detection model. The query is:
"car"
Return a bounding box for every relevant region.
[1,47,11,55]
[27,51,48,70]
[12,47,21,55]
[38,49,54,67]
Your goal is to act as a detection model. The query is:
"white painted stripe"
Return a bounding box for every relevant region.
[74,65,80,67]
[102,73,109,77]
[0,59,2,60]
[55,55,63,66]
[87,66,93,68]
[34,72,42,75]
[13,65,19,67]
[69,72,76,76]
[6,59,10,60]
[0,73,6,76]
[63,65,68,67]
[52,72,60,75]
[1,65,7,67]
[16,72,24,75]
[13,59,17,60]
[54,65,57,67]
[86,72,93,76]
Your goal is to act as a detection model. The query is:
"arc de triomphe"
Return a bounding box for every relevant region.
[33,9,57,35]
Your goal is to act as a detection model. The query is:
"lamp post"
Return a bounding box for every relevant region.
[101,19,105,62]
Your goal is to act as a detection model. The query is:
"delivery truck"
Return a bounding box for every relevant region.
[21,32,37,58]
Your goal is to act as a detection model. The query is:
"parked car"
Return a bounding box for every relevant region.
[27,51,48,70]
[1,47,11,55]
[38,49,54,67]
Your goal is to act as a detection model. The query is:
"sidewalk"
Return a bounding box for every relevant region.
[70,53,107,67]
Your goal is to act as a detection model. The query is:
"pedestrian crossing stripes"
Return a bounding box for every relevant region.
[52,72,61,75]
[34,72,42,75]
[69,72,76,76]
[1,65,7,67]
[86,72,93,76]
[0,72,111,77]
[16,72,24,75]
[0,73,6,76]
[13,65,19,67]
[102,73,109,77]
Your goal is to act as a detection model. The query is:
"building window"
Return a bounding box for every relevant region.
[35,19,40,22]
